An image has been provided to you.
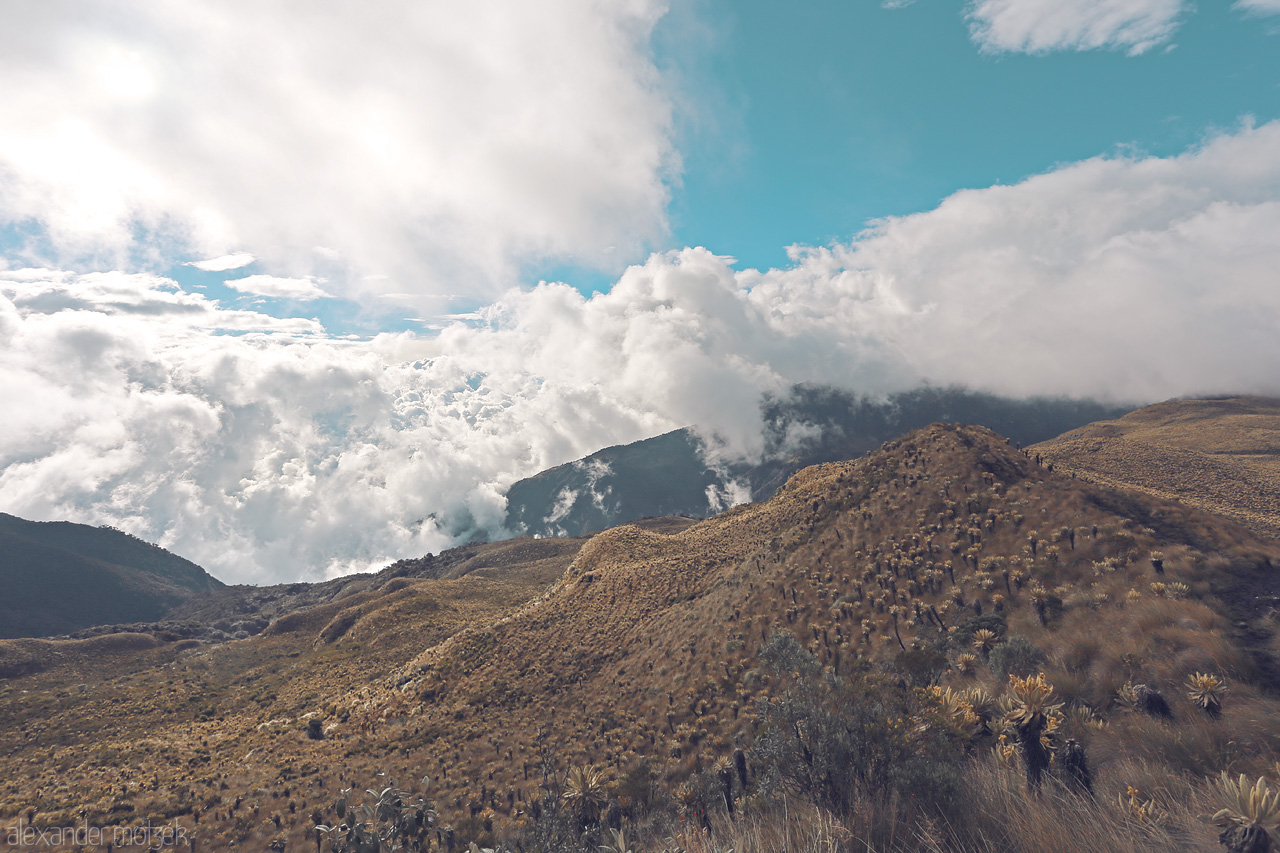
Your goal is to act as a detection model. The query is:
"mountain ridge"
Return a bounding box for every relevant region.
[0,513,223,639]
[503,386,1131,538]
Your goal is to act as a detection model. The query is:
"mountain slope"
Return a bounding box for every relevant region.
[1033,396,1280,539]
[503,386,1130,538]
[503,429,722,537]
[0,514,223,638]
[1,422,1276,851]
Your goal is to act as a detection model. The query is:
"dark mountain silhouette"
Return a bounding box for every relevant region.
[0,514,223,638]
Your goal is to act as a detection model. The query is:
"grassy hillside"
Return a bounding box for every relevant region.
[1,425,1277,852]
[1033,396,1280,540]
[0,514,223,638]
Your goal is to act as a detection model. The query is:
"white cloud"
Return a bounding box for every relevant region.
[188,253,254,272]
[0,0,675,299]
[1235,0,1280,13]
[224,274,328,300]
[966,0,1187,54]
[3,122,1280,584]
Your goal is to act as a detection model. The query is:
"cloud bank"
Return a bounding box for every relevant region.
[0,0,674,298]
[4,122,1280,583]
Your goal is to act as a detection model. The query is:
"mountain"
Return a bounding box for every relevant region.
[1033,396,1280,540]
[504,385,1131,537]
[0,514,223,638]
[1,421,1276,852]
[503,428,720,537]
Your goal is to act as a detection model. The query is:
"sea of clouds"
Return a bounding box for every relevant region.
[3,0,1280,583]
[5,120,1280,582]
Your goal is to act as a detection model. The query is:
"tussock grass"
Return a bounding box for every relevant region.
[1035,396,1280,540]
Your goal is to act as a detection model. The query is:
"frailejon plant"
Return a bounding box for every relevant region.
[964,687,998,736]
[1004,673,1063,791]
[1187,673,1227,718]
[1212,773,1280,853]
[562,765,608,828]
[1057,738,1092,796]
[927,686,979,737]
[1118,681,1173,718]
[971,629,998,658]
[712,756,735,817]
[1064,703,1105,735]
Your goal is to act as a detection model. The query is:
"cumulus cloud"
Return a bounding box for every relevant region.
[0,0,674,298]
[224,274,328,300]
[3,122,1280,584]
[966,0,1187,54]
[188,253,254,272]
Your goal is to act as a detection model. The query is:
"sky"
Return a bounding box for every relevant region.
[2,0,1279,584]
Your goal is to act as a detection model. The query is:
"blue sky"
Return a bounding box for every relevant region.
[4,0,1280,582]
[657,0,1279,275]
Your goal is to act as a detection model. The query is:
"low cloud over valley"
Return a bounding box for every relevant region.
[4,121,1280,582]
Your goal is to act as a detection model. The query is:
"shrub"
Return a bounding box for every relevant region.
[751,635,963,818]
[316,778,437,853]
[758,630,819,681]
[953,613,1008,650]
[893,645,949,687]
[990,636,1047,679]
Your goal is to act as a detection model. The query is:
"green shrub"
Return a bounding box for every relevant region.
[989,636,1046,678]
[893,646,949,687]
[953,614,1008,650]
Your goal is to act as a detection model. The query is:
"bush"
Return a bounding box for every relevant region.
[989,636,1046,678]
[893,645,949,686]
[759,630,819,680]
[953,613,1008,650]
[891,754,965,819]
[752,633,963,817]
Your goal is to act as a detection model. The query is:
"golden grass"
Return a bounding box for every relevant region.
[1034,396,1280,539]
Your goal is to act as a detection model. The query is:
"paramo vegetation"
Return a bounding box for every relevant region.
[2,416,1279,852]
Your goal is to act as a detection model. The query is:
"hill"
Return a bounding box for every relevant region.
[504,385,1130,538]
[1033,396,1280,540]
[0,424,1277,852]
[0,514,224,638]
